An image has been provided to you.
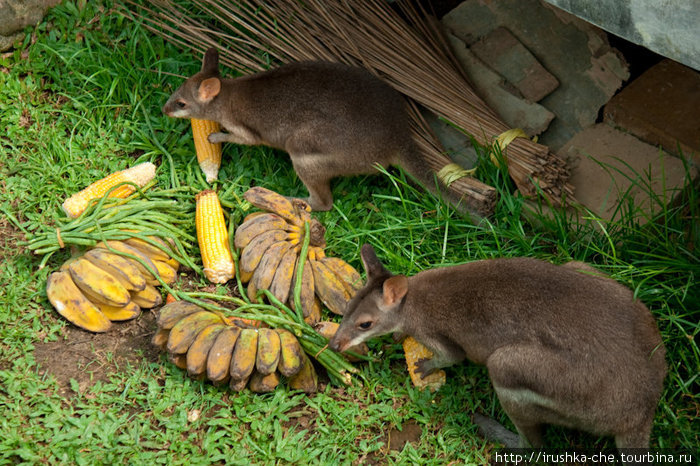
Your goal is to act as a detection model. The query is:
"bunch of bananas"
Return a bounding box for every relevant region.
[153,301,319,393]
[46,237,179,333]
[237,187,363,323]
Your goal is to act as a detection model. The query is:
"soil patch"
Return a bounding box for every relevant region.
[34,311,161,397]
[388,419,422,451]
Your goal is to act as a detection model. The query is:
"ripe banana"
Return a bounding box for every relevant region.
[229,328,258,382]
[269,248,297,304]
[186,323,227,376]
[239,229,290,274]
[234,213,289,250]
[169,353,188,370]
[46,271,112,332]
[304,298,322,325]
[206,326,241,383]
[152,328,170,350]
[252,241,292,292]
[321,256,363,293]
[124,236,172,262]
[92,300,141,322]
[68,257,131,307]
[130,284,162,309]
[276,329,304,377]
[310,259,350,315]
[248,371,280,393]
[243,186,304,226]
[255,328,281,375]
[229,374,250,392]
[95,240,158,283]
[290,254,315,319]
[157,301,203,329]
[288,354,318,393]
[167,310,224,354]
[83,248,147,292]
[152,259,178,285]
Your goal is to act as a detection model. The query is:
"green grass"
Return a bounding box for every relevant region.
[0,1,697,463]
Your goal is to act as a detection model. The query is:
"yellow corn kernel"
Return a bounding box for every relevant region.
[191,119,222,183]
[403,336,446,391]
[62,162,156,218]
[195,189,235,283]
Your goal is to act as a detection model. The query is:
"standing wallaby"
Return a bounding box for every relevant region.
[162,48,470,215]
[330,244,667,453]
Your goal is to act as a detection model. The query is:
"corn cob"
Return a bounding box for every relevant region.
[403,336,446,391]
[62,162,156,218]
[195,190,235,283]
[191,119,222,183]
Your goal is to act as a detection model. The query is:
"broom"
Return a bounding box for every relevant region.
[127,0,573,213]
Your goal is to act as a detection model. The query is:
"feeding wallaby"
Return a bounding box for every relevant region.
[162,48,469,214]
[330,244,667,452]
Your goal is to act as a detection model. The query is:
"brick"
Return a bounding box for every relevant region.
[470,27,559,102]
[560,124,694,223]
[604,59,700,161]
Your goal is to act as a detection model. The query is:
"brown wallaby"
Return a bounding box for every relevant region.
[162,48,471,215]
[329,244,667,455]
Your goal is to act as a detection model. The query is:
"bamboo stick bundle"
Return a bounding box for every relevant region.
[128,0,573,213]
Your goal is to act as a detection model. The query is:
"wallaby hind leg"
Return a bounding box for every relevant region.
[486,344,581,448]
[616,427,653,466]
[290,155,334,211]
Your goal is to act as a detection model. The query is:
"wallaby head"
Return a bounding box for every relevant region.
[162,48,222,119]
[329,244,408,352]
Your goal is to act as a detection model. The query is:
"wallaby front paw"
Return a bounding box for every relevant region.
[208,132,229,144]
[415,358,437,380]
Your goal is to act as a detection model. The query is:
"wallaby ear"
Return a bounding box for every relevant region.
[382,275,408,307]
[198,77,221,102]
[201,47,220,75]
[360,244,389,279]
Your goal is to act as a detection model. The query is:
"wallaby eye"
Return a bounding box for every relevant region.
[176,100,186,109]
[358,321,373,330]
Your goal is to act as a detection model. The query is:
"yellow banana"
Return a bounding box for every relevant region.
[94,240,158,283]
[310,259,351,316]
[169,353,188,370]
[68,257,131,307]
[130,284,162,309]
[83,248,147,292]
[93,300,141,322]
[275,329,304,377]
[269,249,297,304]
[152,259,178,285]
[303,298,322,325]
[255,328,281,375]
[229,374,250,392]
[206,326,241,383]
[243,186,304,226]
[248,371,280,393]
[124,236,172,262]
[239,229,290,274]
[157,301,204,330]
[321,257,363,293]
[234,213,289,250]
[242,211,266,224]
[46,271,112,333]
[288,354,318,393]
[167,310,224,354]
[229,328,258,382]
[252,240,292,292]
[186,323,226,376]
[152,328,170,350]
[290,254,315,319]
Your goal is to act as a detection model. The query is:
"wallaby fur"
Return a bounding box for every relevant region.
[330,244,667,452]
[162,48,470,215]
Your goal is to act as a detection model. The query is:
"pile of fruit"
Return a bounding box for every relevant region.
[152,301,318,392]
[236,186,362,323]
[46,237,178,332]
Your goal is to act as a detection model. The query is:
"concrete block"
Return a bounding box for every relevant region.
[448,34,555,137]
[422,110,479,169]
[604,59,700,162]
[470,27,559,102]
[443,0,629,150]
[542,0,700,72]
[560,124,693,223]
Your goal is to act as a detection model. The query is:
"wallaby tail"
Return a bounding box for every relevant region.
[397,148,485,221]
